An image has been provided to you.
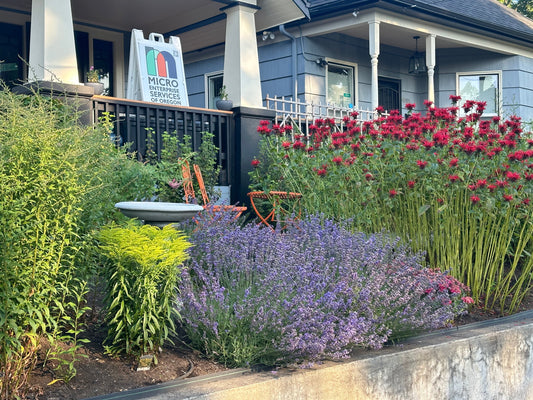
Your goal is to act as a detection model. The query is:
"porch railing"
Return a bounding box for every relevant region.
[265,95,379,135]
[91,96,233,185]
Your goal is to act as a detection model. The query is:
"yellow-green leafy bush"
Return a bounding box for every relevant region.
[98,222,191,358]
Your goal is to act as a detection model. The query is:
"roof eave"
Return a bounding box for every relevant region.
[307,0,533,47]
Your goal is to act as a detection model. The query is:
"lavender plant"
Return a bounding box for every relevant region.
[179,213,469,367]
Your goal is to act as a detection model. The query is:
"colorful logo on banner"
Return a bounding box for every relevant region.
[145,48,178,79]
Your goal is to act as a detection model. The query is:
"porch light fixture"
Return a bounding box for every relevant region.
[262,31,275,41]
[408,36,427,74]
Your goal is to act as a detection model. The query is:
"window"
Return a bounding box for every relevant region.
[93,39,114,96]
[457,72,501,116]
[74,26,124,97]
[206,72,223,109]
[75,34,115,95]
[0,22,23,87]
[378,77,401,112]
[326,61,356,108]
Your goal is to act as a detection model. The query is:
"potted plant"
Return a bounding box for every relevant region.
[85,66,104,95]
[216,85,233,111]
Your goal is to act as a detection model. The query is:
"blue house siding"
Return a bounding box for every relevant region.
[513,59,533,120]
[184,56,224,108]
[259,41,294,99]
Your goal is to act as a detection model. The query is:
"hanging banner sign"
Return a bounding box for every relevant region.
[127,29,188,106]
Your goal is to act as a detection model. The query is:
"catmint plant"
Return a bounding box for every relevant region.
[178,213,469,367]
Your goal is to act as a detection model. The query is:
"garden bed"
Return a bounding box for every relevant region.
[24,289,533,400]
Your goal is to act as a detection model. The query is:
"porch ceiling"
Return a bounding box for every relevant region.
[334,23,466,52]
[300,8,528,57]
[2,0,307,53]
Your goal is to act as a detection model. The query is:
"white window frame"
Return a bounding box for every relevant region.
[205,71,223,109]
[325,58,358,108]
[456,71,502,117]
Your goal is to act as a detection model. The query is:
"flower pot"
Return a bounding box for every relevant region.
[85,82,104,95]
[216,99,233,111]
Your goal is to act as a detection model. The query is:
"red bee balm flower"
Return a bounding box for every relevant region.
[506,171,520,181]
[408,181,415,188]
[449,158,459,167]
[251,159,260,168]
[496,180,508,188]
[332,156,343,165]
[503,194,513,202]
[417,160,428,169]
[293,141,305,150]
[317,168,327,177]
[470,195,480,204]
[449,175,460,182]
[449,95,462,103]
[389,189,398,197]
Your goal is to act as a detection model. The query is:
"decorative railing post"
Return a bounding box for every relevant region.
[231,106,276,205]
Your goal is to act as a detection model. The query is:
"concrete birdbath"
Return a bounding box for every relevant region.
[115,201,204,227]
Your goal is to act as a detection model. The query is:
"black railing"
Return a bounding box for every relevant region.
[91,96,233,185]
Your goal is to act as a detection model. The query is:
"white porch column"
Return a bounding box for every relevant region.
[29,0,79,84]
[222,1,263,108]
[368,21,380,110]
[426,34,436,105]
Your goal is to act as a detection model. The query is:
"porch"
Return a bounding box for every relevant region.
[87,93,371,206]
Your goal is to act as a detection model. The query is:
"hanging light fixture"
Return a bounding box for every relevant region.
[408,36,427,74]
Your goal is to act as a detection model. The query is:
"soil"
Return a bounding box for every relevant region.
[24,289,533,400]
[24,309,229,400]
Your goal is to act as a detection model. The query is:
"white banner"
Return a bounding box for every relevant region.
[127,29,188,106]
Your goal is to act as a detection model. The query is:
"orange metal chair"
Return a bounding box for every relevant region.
[181,160,247,218]
[247,190,302,231]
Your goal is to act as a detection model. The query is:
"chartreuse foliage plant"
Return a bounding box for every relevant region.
[0,88,157,398]
[98,222,191,359]
[179,213,469,368]
[249,98,533,314]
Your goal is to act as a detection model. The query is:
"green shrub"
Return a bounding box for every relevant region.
[145,129,221,203]
[0,90,92,396]
[98,222,191,358]
[0,89,157,397]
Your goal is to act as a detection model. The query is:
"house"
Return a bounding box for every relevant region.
[0,0,532,202]
[184,0,533,119]
[2,0,532,115]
